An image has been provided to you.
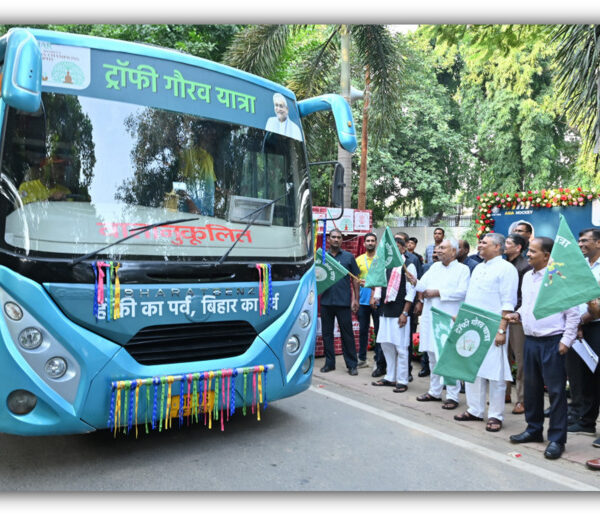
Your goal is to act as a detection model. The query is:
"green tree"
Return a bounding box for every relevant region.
[424,24,588,200]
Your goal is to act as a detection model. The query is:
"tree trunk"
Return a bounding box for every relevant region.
[338,25,353,209]
[358,66,370,210]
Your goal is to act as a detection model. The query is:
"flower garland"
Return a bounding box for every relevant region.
[474,187,600,238]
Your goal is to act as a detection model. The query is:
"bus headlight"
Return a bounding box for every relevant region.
[4,301,23,321]
[285,336,300,354]
[298,310,311,329]
[45,357,67,379]
[7,389,37,415]
[18,327,43,350]
[307,289,315,305]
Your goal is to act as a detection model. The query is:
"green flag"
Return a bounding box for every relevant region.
[432,303,502,383]
[315,248,350,295]
[533,214,600,320]
[364,227,404,288]
[430,307,459,386]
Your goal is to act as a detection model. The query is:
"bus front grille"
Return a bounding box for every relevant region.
[123,321,258,365]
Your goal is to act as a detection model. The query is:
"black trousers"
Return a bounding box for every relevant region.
[321,305,358,370]
[358,304,380,362]
[523,334,567,444]
[572,322,600,429]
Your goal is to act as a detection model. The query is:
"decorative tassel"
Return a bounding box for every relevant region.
[93,263,99,320]
[267,264,273,312]
[134,379,141,438]
[97,262,106,308]
[114,382,123,438]
[166,376,174,430]
[178,377,185,427]
[226,371,231,421]
[108,383,116,431]
[252,369,256,415]
[230,370,237,416]
[192,373,199,425]
[108,366,273,437]
[114,263,121,319]
[242,369,248,416]
[257,367,263,422]
[152,377,159,430]
[159,377,166,432]
[255,264,264,315]
[145,382,150,434]
[203,373,208,426]
[186,374,192,427]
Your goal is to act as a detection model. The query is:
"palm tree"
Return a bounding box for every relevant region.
[552,25,600,158]
[223,24,404,208]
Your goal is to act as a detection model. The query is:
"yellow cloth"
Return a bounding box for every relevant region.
[356,253,375,280]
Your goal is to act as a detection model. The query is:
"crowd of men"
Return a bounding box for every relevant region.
[318,225,600,468]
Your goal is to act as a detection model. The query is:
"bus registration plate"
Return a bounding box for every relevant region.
[170,392,215,418]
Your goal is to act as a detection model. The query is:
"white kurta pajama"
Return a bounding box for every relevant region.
[414,259,470,401]
[375,263,417,386]
[463,255,518,420]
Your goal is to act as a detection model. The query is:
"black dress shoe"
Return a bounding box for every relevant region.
[509,430,544,444]
[418,368,431,377]
[544,441,564,460]
[348,368,358,376]
[371,368,385,378]
[408,374,414,383]
[320,365,335,373]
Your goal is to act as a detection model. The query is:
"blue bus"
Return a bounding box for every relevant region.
[0,28,356,435]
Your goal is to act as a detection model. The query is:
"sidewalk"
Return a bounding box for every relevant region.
[313,350,600,470]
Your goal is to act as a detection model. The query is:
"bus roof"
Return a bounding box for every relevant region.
[24,28,298,102]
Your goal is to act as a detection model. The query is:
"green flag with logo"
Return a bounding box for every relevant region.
[315,248,351,295]
[532,214,600,320]
[364,227,405,288]
[432,303,502,383]
[430,307,460,386]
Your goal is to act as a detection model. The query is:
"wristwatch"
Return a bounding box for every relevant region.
[402,311,409,316]
[497,328,505,335]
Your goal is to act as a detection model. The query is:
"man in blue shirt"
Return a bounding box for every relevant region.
[320,228,361,376]
[425,228,445,264]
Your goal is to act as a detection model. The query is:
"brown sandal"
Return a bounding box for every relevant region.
[442,400,459,410]
[372,379,395,387]
[454,411,483,422]
[416,393,442,402]
[486,417,502,432]
[393,384,408,393]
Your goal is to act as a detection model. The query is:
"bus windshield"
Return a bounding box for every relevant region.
[0,92,311,262]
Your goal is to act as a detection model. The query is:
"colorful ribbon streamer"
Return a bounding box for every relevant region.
[107,365,273,438]
[92,261,122,322]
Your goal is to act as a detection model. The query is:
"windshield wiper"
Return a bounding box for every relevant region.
[69,217,200,266]
[215,192,288,266]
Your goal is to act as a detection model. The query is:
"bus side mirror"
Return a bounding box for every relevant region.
[297,94,357,153]
[1,29,42,112]
[332,163,345,209]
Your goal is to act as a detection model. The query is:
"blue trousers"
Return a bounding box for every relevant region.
[523,334,567,444]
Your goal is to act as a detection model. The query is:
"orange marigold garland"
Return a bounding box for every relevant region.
[475,187,600,238]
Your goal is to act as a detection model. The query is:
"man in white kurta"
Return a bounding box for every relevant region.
[411,238,470,408]
[455,233,518,431]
